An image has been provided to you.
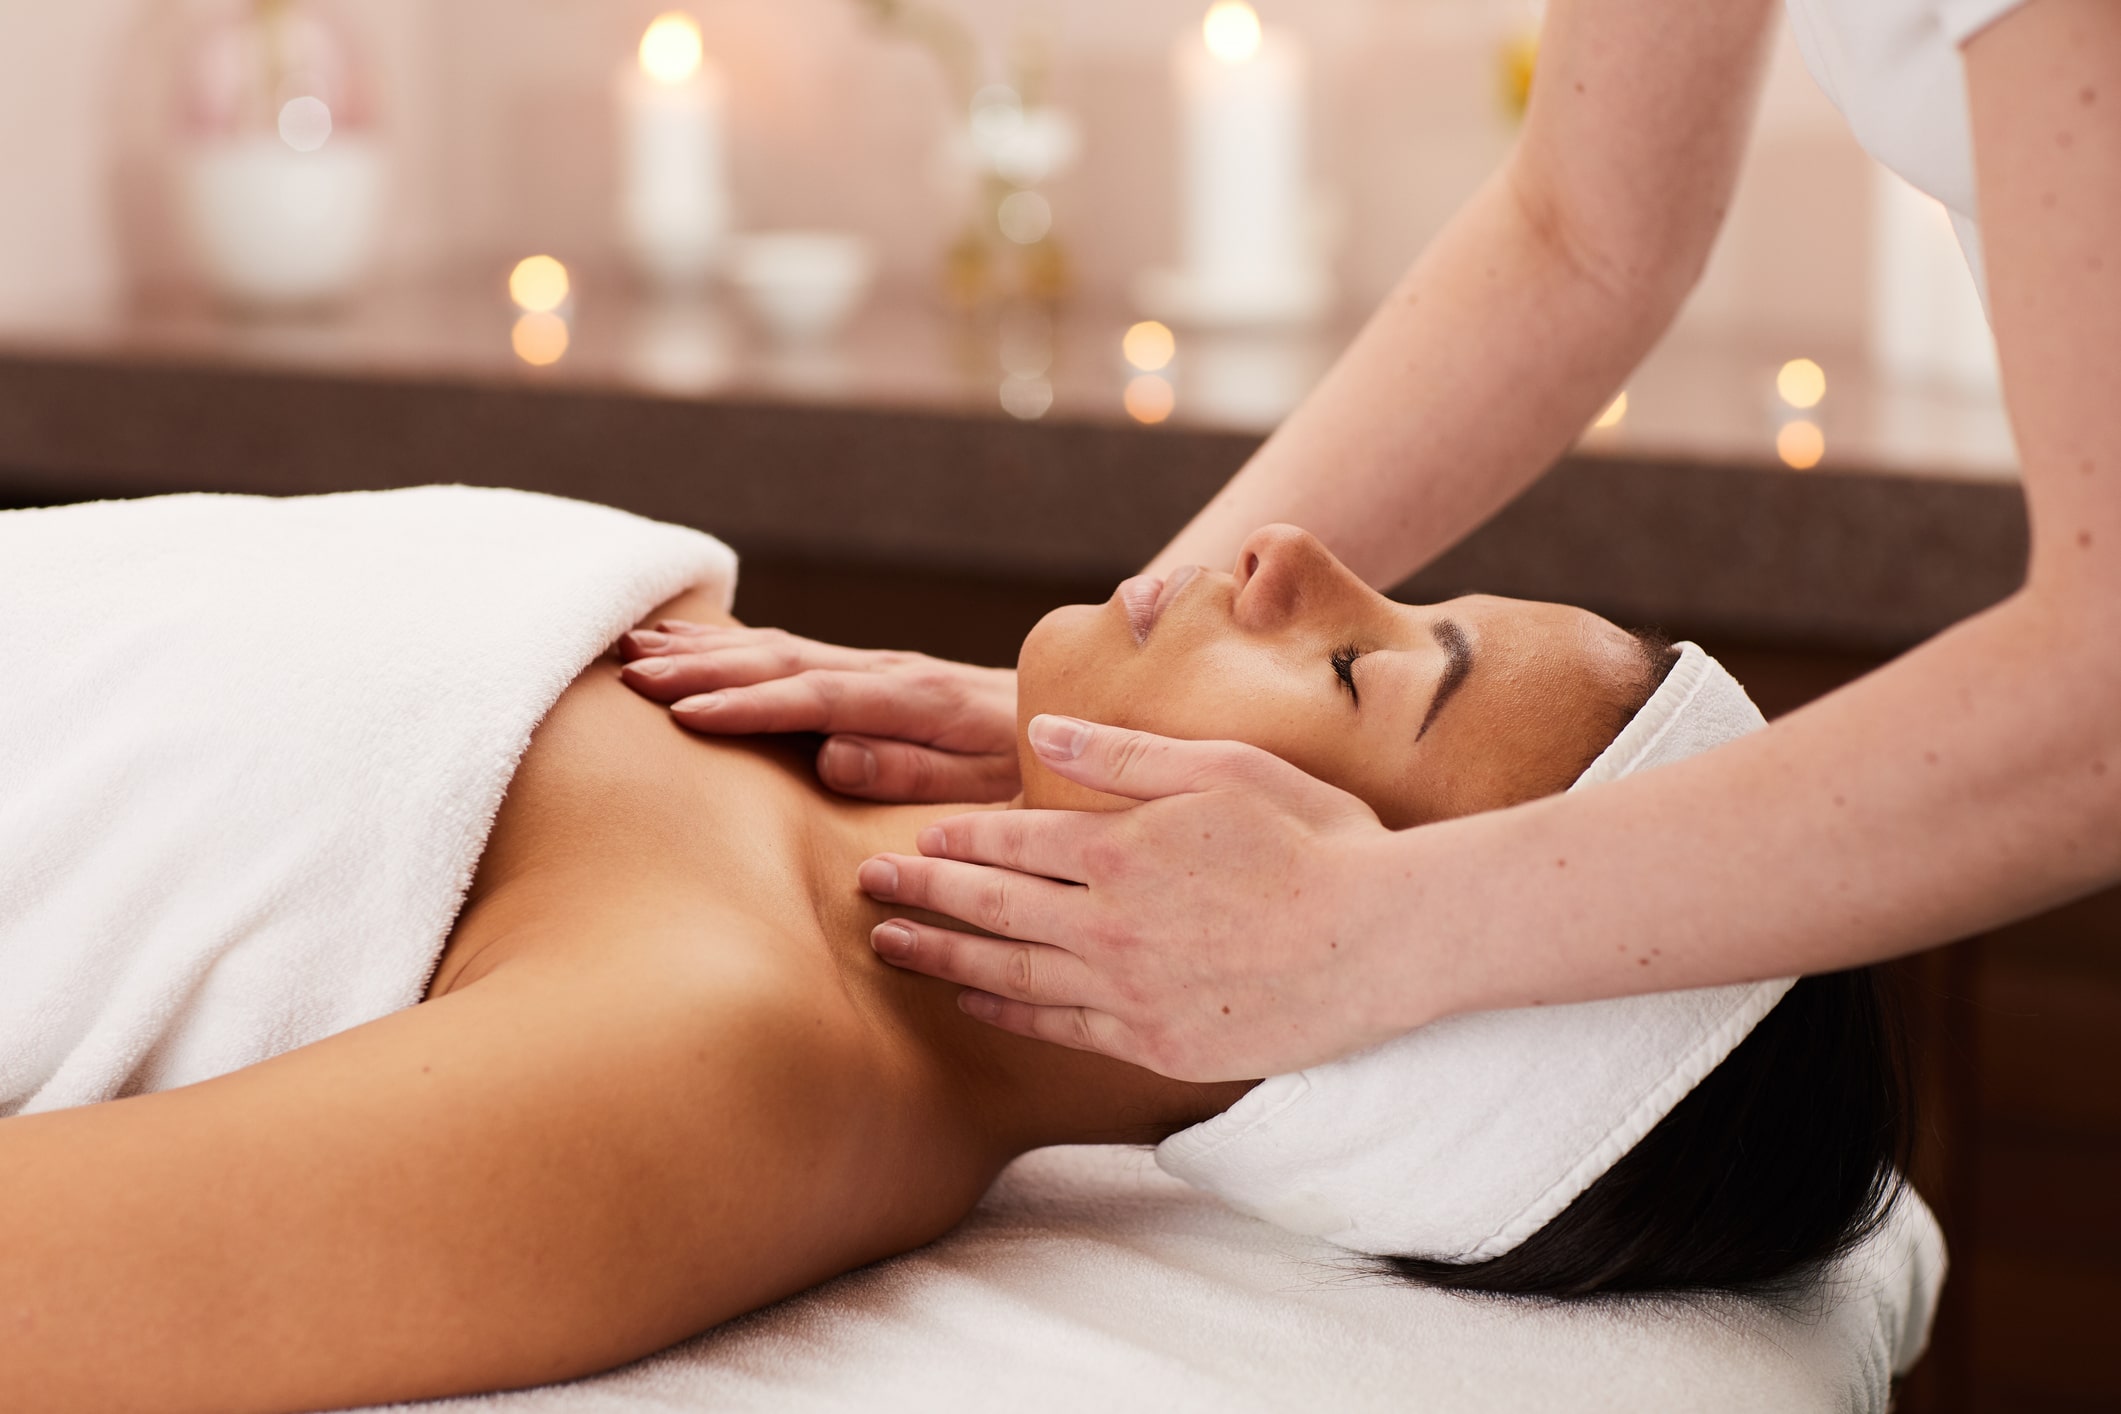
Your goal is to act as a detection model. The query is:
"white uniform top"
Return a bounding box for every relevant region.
[1784,0,2029,301]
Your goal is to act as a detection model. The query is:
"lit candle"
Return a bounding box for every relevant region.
[1141,2,1327,326]
[618,12,730,293]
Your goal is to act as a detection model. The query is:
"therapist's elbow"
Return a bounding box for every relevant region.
[1501,154,1715,320]
[2005,574,2121,821]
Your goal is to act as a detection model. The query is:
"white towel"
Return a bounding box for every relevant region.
[364,1146,1945,1414]
[0,486,735,1116]
[1157,643,1797,1261]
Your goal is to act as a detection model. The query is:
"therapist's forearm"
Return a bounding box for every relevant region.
[1363,0,2121,1027]
[1147,164,1688,589]
[1358,581,2121,1031]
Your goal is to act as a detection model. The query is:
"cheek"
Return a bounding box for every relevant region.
[1017,618,1403,814]
[1118,637,1382,793]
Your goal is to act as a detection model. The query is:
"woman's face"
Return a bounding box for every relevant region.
[1016,526,1652,827]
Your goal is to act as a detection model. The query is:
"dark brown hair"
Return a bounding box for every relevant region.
[1384,632,1911,1299]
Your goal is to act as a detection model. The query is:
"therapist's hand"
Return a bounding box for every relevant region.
[618,623,1021,802]
[857,714,1403,1082]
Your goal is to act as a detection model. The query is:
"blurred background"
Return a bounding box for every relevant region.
[0,0,2007,459]
[0,5,2112,1412]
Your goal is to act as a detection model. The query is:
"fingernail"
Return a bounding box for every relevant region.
[871,921,916,959]
[674,694,722,713]
[917,825,945,855]
[858,858,900,899]
[630,630,670,651]
[1029,714,1089,761]
[821,738,877,789]
[628,657,670,676]
[960,991,1002,1021]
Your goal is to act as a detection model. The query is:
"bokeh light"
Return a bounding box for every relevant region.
[1123,320,1176,373]
[1125,373,1175,424]
[997,190,1053,245]
[1000,374,1054,420]
[1203,1,1263,63]
[512,312,571,367]
[1592,390,1627,429]
[509,255,571,314]
[639,12,704,85]
[1777,419,1824,469]
[1776,357,1826,409]
[276,96,333,152]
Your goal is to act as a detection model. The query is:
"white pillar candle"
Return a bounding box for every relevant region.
[619,12,731,293]
[1140,2,1327,326]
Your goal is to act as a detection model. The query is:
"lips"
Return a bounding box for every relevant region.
[1118,574,1162,644]
[1116,565,1201,644]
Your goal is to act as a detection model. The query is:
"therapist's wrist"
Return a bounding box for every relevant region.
[1330,819,1489,1040]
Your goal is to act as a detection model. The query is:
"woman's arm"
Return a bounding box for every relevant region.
[854,0,2121,1081]
[0,914,947,1413]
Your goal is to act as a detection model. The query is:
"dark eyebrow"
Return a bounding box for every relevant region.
[1415,618,1473,741]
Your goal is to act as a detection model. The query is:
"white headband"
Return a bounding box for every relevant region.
[1155,643,1791,1262]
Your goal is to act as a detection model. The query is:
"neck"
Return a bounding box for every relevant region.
[804,792,1253,1163]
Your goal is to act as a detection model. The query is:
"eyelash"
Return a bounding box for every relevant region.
[1331,645,1363,704]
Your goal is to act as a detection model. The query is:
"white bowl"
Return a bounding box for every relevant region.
[726,231,876,345]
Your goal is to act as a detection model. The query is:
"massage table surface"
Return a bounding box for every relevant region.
[376,1146,1940,1414]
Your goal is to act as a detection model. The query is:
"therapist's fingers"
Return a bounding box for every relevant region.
[953,993,1133,1060]
[868,919,1097,1006]
[912,808,1111,883]
[818,735,1020,804]
[858,854,1083,950]
[620,650,798,701]
[619,624,869,667]
[655,671,938,736]
[1023,715,1279,802]
[618,644,881,700]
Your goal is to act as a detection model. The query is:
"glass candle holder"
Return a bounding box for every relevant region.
[175,0,387,312]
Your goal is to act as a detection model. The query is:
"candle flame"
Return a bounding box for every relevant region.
[1123,321,1176,373]
[1202,1,1262,63]
[1776,358,1826,409]
[640,12,704,86]
[509,255,571,314]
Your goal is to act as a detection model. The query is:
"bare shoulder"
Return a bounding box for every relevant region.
[0,909,973,1414]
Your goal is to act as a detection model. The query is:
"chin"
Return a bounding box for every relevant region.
[1014,600,1136,813]
[1016,600,1120,718]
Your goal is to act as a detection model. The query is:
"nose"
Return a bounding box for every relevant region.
[1231,524,1352,631]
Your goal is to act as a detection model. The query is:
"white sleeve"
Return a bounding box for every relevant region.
[1939,0,2029,47]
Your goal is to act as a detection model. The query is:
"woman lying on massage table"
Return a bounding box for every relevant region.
[0,517,1902,1414]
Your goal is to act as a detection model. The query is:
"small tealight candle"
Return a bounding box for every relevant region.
[618,12,731,293]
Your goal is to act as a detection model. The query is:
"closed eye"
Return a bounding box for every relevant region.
[1331,645,1362,705]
